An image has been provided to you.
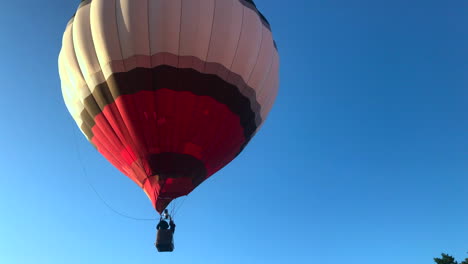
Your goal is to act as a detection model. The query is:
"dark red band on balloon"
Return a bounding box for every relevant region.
[79,65,258,145]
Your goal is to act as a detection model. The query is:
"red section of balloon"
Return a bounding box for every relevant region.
[90,89,245,212]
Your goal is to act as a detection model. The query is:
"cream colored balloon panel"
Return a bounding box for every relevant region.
[205,0,243,79]
[90,0,124,79]
[178,0,216,71]
[149,0,181,62]
[72,4,105,90]
[258,52,280,120]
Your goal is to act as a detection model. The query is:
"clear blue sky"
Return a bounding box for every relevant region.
[0,0,467,263]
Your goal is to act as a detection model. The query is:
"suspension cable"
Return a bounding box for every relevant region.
[172,195,188,218]
[71,126,157,221]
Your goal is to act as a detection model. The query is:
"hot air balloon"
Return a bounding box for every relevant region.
[59,0,279,232]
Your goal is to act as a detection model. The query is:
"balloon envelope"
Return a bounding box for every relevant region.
[59,0,279,213]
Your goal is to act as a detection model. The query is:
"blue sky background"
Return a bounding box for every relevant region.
[0,0,467,263]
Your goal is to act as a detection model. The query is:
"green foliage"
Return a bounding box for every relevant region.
[434,253,468,264]
[434,253,458,264]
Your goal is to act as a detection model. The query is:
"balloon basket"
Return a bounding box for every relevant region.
[155,229,174,252]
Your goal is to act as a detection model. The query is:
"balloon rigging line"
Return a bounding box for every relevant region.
[172,195,188,218]
[71,126,157,222]
[170,199,177,217]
